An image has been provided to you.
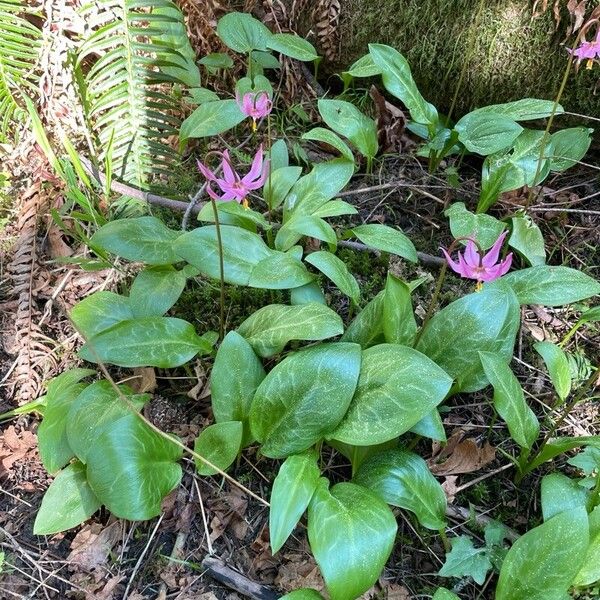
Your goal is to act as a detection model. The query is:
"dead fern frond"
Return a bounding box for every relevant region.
[314,0,341,63]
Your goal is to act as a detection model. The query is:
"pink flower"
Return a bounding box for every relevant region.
[442,231,513,284]
[236,91,272,131]
[197,145,269,208]
[568,29,600,69]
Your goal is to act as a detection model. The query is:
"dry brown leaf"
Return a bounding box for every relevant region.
[383,582,411,600]
[429,431,496,476]
[131,366,157,393]
[68,522,121,571]
[275,554,325,593]
[441,475,459,504]
[369,86,410,154]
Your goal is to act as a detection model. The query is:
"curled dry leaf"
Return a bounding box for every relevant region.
[131,366,157,394]
[68,522,121,572]
[429,430,496,476]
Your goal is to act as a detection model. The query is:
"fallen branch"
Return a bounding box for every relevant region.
[201,556,279,600]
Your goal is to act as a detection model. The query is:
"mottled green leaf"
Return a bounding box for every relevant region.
[445,202,506,250]
[471,98,563,121]
[433,589,460,600]
[439,536,492,585]
[194,421,243,476]
[525,436,600,473]
[280,590,325,600]
[550,127,592,172]
[264,166,302,210]
[455,112,523,155]
[409,409,447,442]
[534,341,571,402]
[306,251,360,303]
[249,252,314,289]
[341,292,385,348]
[267,33,318,61]
[130,266,187,317]
[217,11,271,52]
[290,282,327,305]
[575,505,600,587]
[508,213,546,266]
[181,99,245,139]
[541,473,589,521]
[382,273,416,345]
[350,223,417,262]
[302,128,354,162]
[70,291,133,339]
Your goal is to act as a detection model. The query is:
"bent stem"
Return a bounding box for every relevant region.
[210,197,226,340]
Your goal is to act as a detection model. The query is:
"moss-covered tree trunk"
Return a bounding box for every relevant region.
[288,0,599,118]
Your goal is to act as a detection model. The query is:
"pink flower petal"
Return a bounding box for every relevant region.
[482,230,508,268]
[197,159,217,182]
[463,240,480,268]
[243,145,264,183]
[220,151,238,184]
[441,248,465,276]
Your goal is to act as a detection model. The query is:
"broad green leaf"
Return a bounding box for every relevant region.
[471,98,564,121]
[188,87,220,103]
[496,509,589,600]
[575,505,600,587]
[199,53,234,69]
[196,200,260,231]
[534,341,571,402]
[91,216,181,265]
[308,480,397,600]
[439,536,492,585]
[286,216,338,247]
[577,305,600,325]
[331,344,452,445]
[130,266,186,317]
[66,380,148,464]
[267,33,318,61]
[368,44,438,126]
[174,225,273,286]
[249,252,314,289]
[328,440,398,475]
[217,11,272,52]
[382,273,416,345]
[306,251,360,304]
[312,200,358,218]
[568,446,600,475]
[194,421,243,476]
[479,351,539,449]
[264,166,302,210]
[270,138,289,171]
[238,303,343,358]
[341,291,385,348]
[71,291,133,339]
[508,213,546,266]
[86,414,183,520]
[302,127,354,162]
[250,343,361,457]
[350,224,417,262]
[38,369,94,473]
[279,590,325,600]
[345,53,381,78]
[455,112,523,155]
[444,202,506,250]
[290,282,327,305]
[409,409,447,442]
[550,127,592,172]
[251,50,281,69]
[433,589,460,600]
[236,74,274,99]
[540,473,589,521]
[318,99,378,159]
[354,449,447,530]
[270,451,321,553]
[79,317,211,368]
[525,436,600,473]
[503,266,600,306]
[33,462,101,535]
[211,331,265,444]
[180,99,245,139]
[218,201,270,229]
[417,281,520,393]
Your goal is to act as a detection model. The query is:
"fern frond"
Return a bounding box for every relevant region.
[0,0,42,142]
[78,0,198,190]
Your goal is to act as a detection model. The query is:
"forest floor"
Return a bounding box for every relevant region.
[0,147,599,599]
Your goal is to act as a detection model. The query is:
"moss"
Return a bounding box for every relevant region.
[303,0,600,120]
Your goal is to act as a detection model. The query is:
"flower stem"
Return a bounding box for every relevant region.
[266,112,274,248]
[210,197,226,340]
[413,261,448,348]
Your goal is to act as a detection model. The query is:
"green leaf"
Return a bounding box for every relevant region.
[444,202,506,250]
[471,98,564,121]
[71,291,133,338]
[174,225,273,286]
[34,462,101,535]
[541,473,589,521]
[270,451,321,553]
[290,282,327,306]
[534,341,571,402]
[66,380,148,464]
[302,127,354,162]
[91,216,181,265]
[79,317,211,368]
[270,138,289,171]
[249,252,314,290]
[317,99,378,159]
[308,480,397,600]
[199,53,234,69]
[279,590,325,600]
[503,266,600,306]
[368,44,438,127]
[354,449,447,530]
[345,53,381,78]
[341,291,385,348]
[382,273,417,345]
[568,446,600,476]
[577,305,600,326]
[286,216,338,248]
[211,331,265,445]
[508,213,546,266]
[312,200,358,218]
[550,127,592,172]
[86,414,183,520]
[439,536,492,585]
[328,440,398,474]
[251,50,281,69]
[180,99,245,140]
[525,436,600,473]
[350,224,417,262]
[306,251,360,303]
[194,421,243,476]
[496,509,589,600]
[331,344,452,445]
[267,33,318,61]
[264,166,302,210]
[250,343,361,457]
[575,505,600,587]
[38,369,95,473]
[433,589,460,600]
[130,266,186,317]
[417,281,520,393]
[410,409,447,442]
[188,87,220,103]
[217,11,272,52]
[479,351,539,450]
[455,112,523,155]
[238,303,344,358]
